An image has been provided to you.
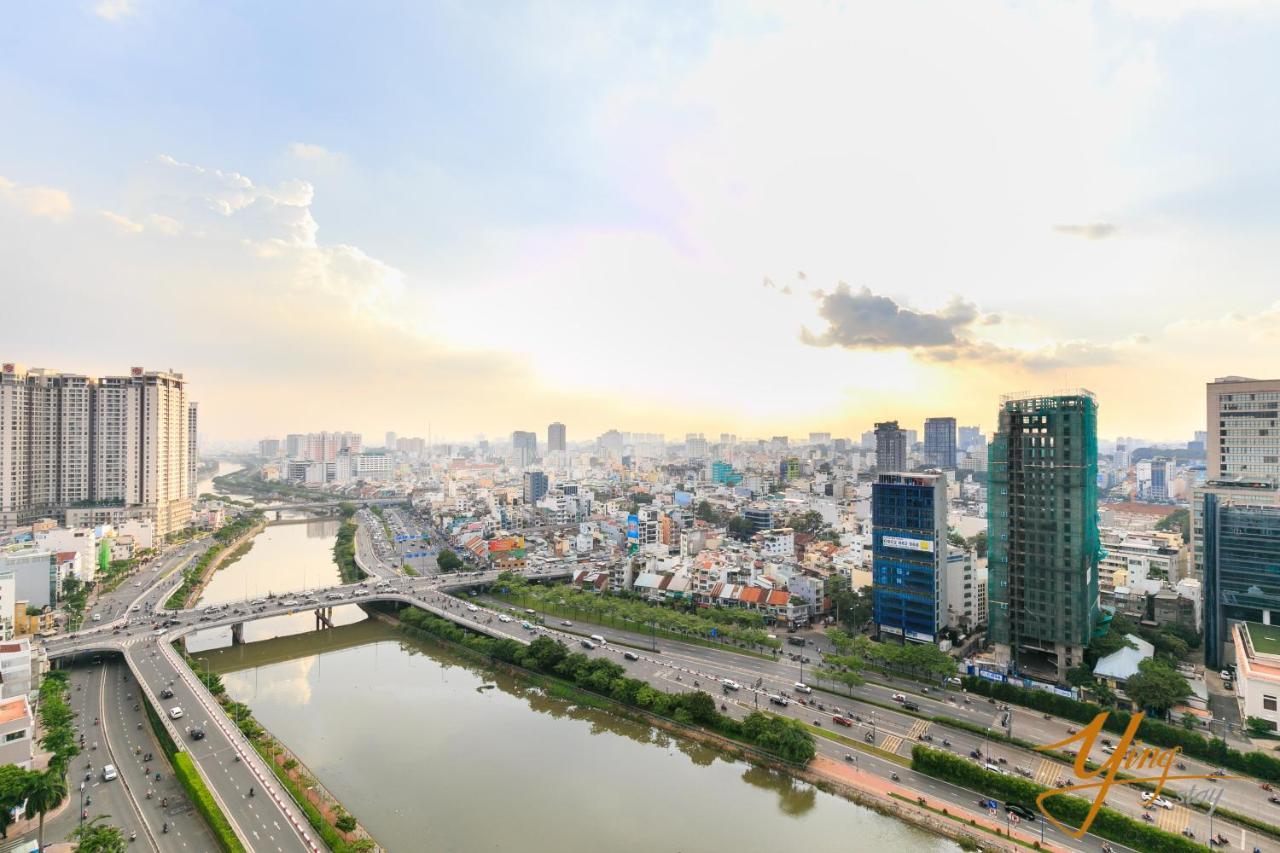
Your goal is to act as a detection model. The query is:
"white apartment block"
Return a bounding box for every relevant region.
[1,364,193,537]
[0,695,33,770]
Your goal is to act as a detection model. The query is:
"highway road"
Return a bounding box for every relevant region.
[43,507,1280,853]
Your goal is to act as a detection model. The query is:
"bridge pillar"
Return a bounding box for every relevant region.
[315,607,334,630]
[230,622,245,644]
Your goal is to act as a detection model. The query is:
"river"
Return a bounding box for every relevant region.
[185,528,958,852]
[184,519,365,653]
[195,459,245,497]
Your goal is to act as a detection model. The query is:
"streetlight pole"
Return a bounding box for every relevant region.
[984,726,991,763]
[79,780,86,829]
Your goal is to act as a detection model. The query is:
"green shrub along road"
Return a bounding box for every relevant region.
[397,606,816,763]
[962,675,1280,783]
[912,745,1203,853]
[497,572,782,652]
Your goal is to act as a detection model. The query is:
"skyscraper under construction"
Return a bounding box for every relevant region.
[988,391,1102,683]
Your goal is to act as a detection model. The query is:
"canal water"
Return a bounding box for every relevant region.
[195,460,245,497]
[187,520,958,852]
[185,519,365,653]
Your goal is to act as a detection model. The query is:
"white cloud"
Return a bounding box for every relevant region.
[146,213,183,235]
[92,0,137,22]
[0,176,73,222]
[287,142,342,167]
[100,210,144,234]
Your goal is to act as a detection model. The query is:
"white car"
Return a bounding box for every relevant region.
[794,683,813,694]
[466,604,479,612]
[722,679,741,691]
[497,614,512,623]
[168,707,184,720]
[1142,793,1173,810]
[102,764,118,781]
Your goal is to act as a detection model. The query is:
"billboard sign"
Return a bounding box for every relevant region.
[905,630,935,643]
[879,625,904,636]
[978,669,1007,683]
[881,535,934,553]
[626,514,639,541]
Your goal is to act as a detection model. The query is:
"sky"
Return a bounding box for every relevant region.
[2,1,1279,446]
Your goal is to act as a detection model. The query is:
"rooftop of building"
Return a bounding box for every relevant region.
[1246,621,1280,656]
[0,696,29,725]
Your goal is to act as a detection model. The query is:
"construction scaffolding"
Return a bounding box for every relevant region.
[988,391,1102,678]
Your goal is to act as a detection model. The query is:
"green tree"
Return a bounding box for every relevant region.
[695,500,717,523]
[1066,665,1096,688]
[947,526,968,549]
[1123,659,1191,717]
[70,815,127,852]
[335,814,358,832]
[1247,716,1276,737]
[22,766,67,850]
[436,549,464,571]
[0,765,33,837]
[726,517,755,541]
[968,529,988,557]
[1156,508,1190,543]
[1181,713,1198,731]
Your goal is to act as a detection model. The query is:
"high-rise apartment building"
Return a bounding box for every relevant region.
[547,422,566,453]
[874,421,907,472]
[808,432,831,445]
[1207,376,1280,479]
[258,438,281,458]
[958,425,982,451]
[285,434,305,458]
[1202,492,1280,670]
[0,364,193,537]
[872,472,948,643]
[924,417,957,469]
[988,391,1101,682]
[187,402,199,499]
[511,431,537,467]
[385,431,397,452]
[686,434,709,459]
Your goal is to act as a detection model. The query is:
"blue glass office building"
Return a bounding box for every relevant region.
[1203,493,1280,670]
[872,472,948,643]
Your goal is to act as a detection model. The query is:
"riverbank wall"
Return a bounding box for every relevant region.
[180,521,266,607]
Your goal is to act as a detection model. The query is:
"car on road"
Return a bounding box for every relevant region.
[769,695,789,706]
[190,728,206,741]
[1004,803,1038,821]
[832,716,853,727]
[92,613,101,622]
[160,688,174,699]
[794,682,813,694]
[623,651,639,661]
[521,621,535,630]
[466,604,479,612]
[560,620,573,627]
[983,763,1004,774]
[497,614,512,623]
[168,707,184,720]
[1141,793,1173,810]
[892,693,906,702]
[102,764,118,781]
[590,634,605,645]
[722,679,741,691]
[580,640,597,650]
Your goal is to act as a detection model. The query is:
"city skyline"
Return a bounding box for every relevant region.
[4,3,1280,442]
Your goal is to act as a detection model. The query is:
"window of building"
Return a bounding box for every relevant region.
[3,730,24,743]
[1266,695,1278,712]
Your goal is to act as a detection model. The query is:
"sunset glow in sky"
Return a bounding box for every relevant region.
[3,1,1279,443]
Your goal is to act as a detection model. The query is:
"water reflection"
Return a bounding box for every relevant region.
[741,765,818,817]
[196,619,959,853]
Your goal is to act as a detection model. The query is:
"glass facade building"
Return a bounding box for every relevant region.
[872,472,948,643]
[924,417,957,469]
[1203,494,1280,670]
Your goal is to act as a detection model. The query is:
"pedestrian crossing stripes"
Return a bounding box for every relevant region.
[879,734,903,754]
[1033,758,1058,786]
[907,719,930,740]
[1156,805,1190,834]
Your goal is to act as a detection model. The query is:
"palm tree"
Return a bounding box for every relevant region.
[23,767,67,850]
[71,815,127,853]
